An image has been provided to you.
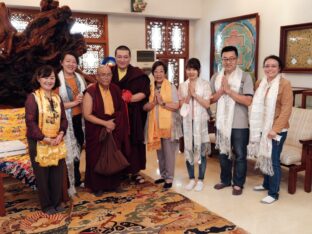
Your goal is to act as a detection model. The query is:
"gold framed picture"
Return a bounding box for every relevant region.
[280,22,312,73]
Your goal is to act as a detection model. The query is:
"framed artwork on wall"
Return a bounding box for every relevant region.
[280,22,312,73]
[210,13,259,80]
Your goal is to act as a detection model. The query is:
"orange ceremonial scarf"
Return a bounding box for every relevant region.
[147,79,172,151]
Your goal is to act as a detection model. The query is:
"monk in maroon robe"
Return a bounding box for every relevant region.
[83,65,129,196]
[112,45,150,183]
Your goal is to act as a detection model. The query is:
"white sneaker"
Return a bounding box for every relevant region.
[194,181,204,192]
[261,196,276,204]
[253,185,266,191]
[185,180,196,191]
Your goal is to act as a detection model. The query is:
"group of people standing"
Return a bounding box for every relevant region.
[144,45,293,205]
[209,46,292,204]
[24,45,150,214]
[24,44,293,214]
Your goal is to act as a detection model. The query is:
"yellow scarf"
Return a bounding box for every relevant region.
[99,85,115,115]
[147,79,172,151]
[34,89,66,167]
[118,67,127,81]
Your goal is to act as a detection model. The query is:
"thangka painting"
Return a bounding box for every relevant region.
[280,22,312,73]
[210,13,259,80]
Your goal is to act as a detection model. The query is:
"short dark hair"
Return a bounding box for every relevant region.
[263,55,284,71]
[221,46,238,57]
[115,45,131,56]
[60,51,79,64]
[152,60,167,75]
[186,58,201,75]
[31,65,60,90]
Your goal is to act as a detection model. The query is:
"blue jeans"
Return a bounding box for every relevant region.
[185,141,208,180]
[186,155,207,180]
[263,131,287,199]
[219,129,249,187]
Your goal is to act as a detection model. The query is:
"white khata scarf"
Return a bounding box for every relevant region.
[247,74,281,176]
[58,70,86,196]
[180,78,210,165]
[215,66,243,158]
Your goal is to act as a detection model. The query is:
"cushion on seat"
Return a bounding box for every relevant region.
[285,107,312,148]
[280,144,302,166]
[279,107,312,165]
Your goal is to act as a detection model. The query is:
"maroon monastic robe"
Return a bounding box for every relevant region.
[84,83,129,192]
[111,65,150,174]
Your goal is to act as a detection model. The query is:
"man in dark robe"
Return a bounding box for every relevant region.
[112,45,150,183]
[83,65,129,195]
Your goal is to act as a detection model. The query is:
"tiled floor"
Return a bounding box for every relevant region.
[143,151,312,234]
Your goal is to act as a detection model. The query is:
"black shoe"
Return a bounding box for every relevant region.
[163,183,172,189]
[115,186,127,193]
[232,187,243,196]
[94,190,104,197]
[154,178,165,184]
[214,183,231,190]
[55,205,66,212]
[43,207,57,215]
[120,174,129,181]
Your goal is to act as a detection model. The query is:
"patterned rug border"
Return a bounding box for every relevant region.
[0,175,248,234]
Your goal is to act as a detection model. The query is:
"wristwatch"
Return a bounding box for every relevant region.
[161,102,166,107]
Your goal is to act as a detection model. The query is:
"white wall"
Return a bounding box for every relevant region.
[193,0,312,88]
[4,0,202,19]
[108,15,145,55]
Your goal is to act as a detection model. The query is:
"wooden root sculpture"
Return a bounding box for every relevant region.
[0,1,87,107]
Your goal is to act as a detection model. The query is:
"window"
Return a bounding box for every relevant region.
[9,8,108,75]
[71,13,108,75]
[146,18,189,86]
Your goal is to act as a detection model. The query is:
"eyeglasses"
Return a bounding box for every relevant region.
[222,57,237,63]
[98,73,112,78]
[263,65,279,69]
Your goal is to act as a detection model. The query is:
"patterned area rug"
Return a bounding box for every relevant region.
[0,178,247,234]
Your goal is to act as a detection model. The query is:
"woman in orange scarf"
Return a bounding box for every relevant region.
[144,61,181,189]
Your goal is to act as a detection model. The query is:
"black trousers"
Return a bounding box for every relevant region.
[72,114,84,186]
[28,138,65,211]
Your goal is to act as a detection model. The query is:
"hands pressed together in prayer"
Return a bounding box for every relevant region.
[155,91,165,106]
[221,76,232,95]
[211,76,233,102]
[217,76,231,95]
[181,82,196,104]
